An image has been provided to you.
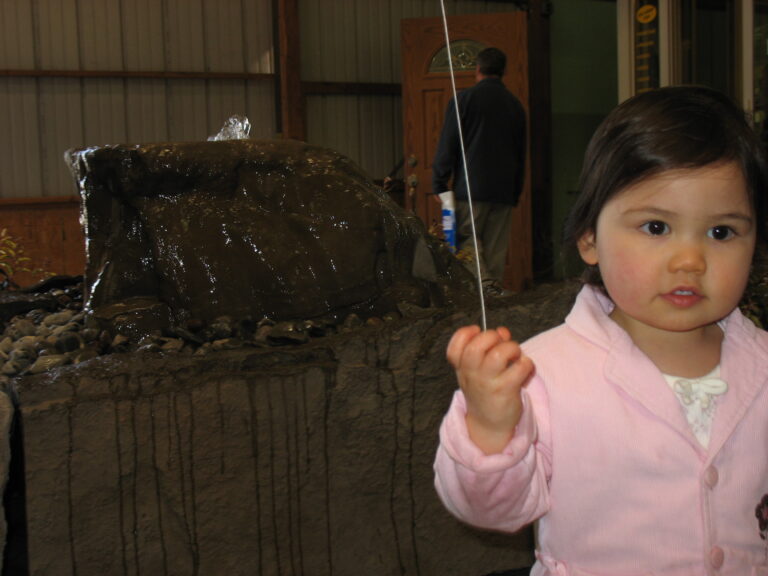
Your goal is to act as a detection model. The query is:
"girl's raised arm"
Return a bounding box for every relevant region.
[447,325,534,454]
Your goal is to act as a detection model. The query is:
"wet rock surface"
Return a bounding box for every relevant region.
[0,276,467,381]
[13,281,582,576]
[66,139,474,339]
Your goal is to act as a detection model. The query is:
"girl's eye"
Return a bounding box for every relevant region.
[640,220,669,236]
[708,225,735,241]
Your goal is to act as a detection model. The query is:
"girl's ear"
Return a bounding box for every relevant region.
[577,230,598,265]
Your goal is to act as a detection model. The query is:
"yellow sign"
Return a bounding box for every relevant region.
[636,4,657,24]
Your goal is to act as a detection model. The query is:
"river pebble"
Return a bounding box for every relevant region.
[0,280,404,378]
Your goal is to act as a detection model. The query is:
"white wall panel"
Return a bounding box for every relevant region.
[0,0,522,198]
[0,78,42,198]
[355,1,395,83]
[207,80,248,136]
[164,0,205,71]
[357,95,401,180]
[306,96,356,164]
[81,79,127,146]
[77,0,124,69]
[244,0,274,74]
[121,0,165,70]
[167,79,209,142]
[301,0,523,183]
[306,94,402,181]
[0,0,275,198]
[246,79,276,139]
[35,0,80,69]
[39,78,84,197]
[124,79,169,143]
[203,0,244,73]
[0,0,36,68]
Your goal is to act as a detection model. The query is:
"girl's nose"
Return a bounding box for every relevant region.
[668,242,707,274]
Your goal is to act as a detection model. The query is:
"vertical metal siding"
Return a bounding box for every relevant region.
[0,78,43,198]
[0,0,519,199]
[163,0,206,71]
[302,0,523,183]
[35,0,81,69]
[121,0,165,70]
[246,79,276,139]
[81,79,127,145]
[167,79,208,142]
[244,0,274,74]
[77,0,124,70]
[0,0,275,198]
[202,0,244,73]
[0,1,36,68]
[124,79,168,143]
[207,80,247,135]
[39,78,84,196]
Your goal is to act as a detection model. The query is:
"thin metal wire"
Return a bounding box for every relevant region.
[438,0,487,331]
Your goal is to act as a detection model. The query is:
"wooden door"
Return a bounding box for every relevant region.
[401,12,531,291]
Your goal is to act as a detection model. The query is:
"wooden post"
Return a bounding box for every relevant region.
[276,0,306,141]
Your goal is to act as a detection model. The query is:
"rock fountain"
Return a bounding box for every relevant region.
[0,135,581,575]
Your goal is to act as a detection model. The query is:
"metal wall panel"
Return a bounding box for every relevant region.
[81,79,127,145]
[203,0,245,73]
[121,0,166,70]
[0,1,36,68]
[35,0,81,69]
[0,0,519,199]
[0,0,275,198]
[301,0,522,184]
[0,78,42,198]
[358,95,402,179]
[124,79,169,143]
[39,78,84,197]
[77,0,124,69]
[299,0,521,83]
[164,0,206,71]
[306,94,401,182]
[167,79,209,142]
[244,0,274,74]
[246,79,276,139]
[207,80,248,135]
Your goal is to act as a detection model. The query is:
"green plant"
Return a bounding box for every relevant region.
[0,228,49,290]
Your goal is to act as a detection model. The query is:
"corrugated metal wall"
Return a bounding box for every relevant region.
[0,0,522,199]
[0,0,275,199]
[301,0,523,182]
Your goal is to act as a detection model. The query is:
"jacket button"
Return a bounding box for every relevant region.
[703,466,719,488]
[709,546,724,569]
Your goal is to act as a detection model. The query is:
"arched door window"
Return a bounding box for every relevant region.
[428,40,487,74]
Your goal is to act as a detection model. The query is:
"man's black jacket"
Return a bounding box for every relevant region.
[432,77,527,205]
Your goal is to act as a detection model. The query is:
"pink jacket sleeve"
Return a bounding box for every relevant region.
[433,385,551,533]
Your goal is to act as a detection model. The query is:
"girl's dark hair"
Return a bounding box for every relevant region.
[563,85,768,285]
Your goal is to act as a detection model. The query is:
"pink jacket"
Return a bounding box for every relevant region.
[435,285,768,576]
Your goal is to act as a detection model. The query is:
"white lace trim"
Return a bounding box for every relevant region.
[662,366,727,448]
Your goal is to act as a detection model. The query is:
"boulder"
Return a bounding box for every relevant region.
[65,140,473,339]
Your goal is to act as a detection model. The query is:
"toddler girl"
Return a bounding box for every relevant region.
[434,85,768,575]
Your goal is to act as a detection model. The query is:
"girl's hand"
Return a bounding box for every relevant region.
[446,325,534,454]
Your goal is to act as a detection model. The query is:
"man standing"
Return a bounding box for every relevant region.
[432,47,527,296]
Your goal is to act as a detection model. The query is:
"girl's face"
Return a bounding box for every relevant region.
[577,161,756,344]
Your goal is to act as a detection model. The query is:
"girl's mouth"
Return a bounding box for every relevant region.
[663,288,702,307]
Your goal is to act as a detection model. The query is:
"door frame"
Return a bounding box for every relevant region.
[399,3,553,285]
[618,0,755,115]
